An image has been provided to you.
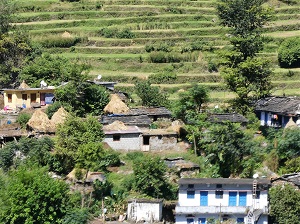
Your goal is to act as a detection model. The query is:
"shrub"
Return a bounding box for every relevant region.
[278,37,300,68]
[116,28,135,39]
[149,72,177,84]
[99,27,118,38]
[16,113,31,128]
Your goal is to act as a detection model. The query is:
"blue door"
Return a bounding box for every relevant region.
[239,192,247,206]
[200,191,208,206]
[198,218,206,224]
[229,192,237,206]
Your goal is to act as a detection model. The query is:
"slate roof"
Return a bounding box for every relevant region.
[101,114,151,127]
[255,96,300,116]
[164,157,200,170]
[271,173,300,187]
[127,107,172,117]
[104,126,142,135]
[208,113,248,123]
[179,178,271,186]
[143,129,177,136]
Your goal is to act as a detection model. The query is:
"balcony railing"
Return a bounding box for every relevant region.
[175,206,248,214]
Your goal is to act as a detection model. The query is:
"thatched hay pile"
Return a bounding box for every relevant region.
[62,31,72,38]
[285,117,297,129]
[51,107,68,126]
[18,80,30,89]
[27,109,55,133]
[104,94,129,114]
[167,120,185,134]
[103,120,128,131]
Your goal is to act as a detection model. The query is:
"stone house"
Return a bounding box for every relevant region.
[127,199,163,222]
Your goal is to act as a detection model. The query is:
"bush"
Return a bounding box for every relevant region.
[16,113,31,128]
[278,37,300,68]
[116,28,135,39]
[149,72,177,84]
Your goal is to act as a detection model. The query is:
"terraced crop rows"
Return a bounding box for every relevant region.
[13,0,300,101]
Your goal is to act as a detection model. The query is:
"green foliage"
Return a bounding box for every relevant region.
[133,155,176,199]
[278,37,300,68]
[135,80,169,107]
[99,27,135,39]
[40,36,84,48]
[55,115,108,173]
[0,166,70,223]
[45,101,72,119]
[148,72,177,84]
[20,53,88,87]
[0,0,13,34]
[277,128,300,162]
[172,84,209,123]
[16,112,31,128]
[0,30,34,88]
[282,156,300,173]
[55,82,109,117]
[203,122,262,177]
[269,184,300,224]
[62,208,90,224]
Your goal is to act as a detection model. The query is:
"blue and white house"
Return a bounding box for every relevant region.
[175,178,271,224]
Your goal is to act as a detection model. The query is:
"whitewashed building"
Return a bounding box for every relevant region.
[175,178,271,224]
[127,199,163,222]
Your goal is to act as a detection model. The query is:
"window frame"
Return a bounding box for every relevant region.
[187,190,195,199]
[215,190,223,199]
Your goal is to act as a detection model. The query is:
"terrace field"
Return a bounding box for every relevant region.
[12,0,300,102]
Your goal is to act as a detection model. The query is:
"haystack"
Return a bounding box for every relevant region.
[104,94,129,114]
[0,94,4,109]
[62,31,72,38]
[27,109,55,133]
[284,117,297,129]
[103,120,128,131]
[18,80,30,89]
[51,107,68,126]
[167,120,185,134]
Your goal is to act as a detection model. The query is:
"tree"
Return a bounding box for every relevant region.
[55,115,108,173]
[135,80,169,107]
[0,166,70,223]
[216,0,273,113]
[0,0,13,35]
[269,184,300,224]
[19,53,89,87]
[203,122,262,177]
[133,155,176,199]
[278,37,300,68]
[277,128,300,163]
[173,84,209,123]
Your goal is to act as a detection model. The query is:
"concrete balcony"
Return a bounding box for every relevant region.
[175,206,249,214]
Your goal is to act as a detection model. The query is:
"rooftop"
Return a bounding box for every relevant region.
[207,113,248,123]
[179,178,271,186]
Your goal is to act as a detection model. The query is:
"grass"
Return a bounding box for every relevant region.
[11,0,300,104]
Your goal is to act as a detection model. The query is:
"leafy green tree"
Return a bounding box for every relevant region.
[16,112,32,128]
[269,184,300,224]
[55,115,106,173]
[0,0,13,35]
[216,0,273,113]
[203,122,262,177]
[0,30,33,88]
[278,37,300,68]
[173,84,209,123]
[133,155,176,199]
[0,166,70,223]
[277,128,300,163]
[20,53,89,87]
[135,80,169,107]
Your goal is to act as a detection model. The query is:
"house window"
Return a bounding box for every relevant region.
[7,94,12,103]
[188,184,194,189]
[22,94,27,101]
[113,135,121,141]
[187,190,195,199]
[198,218,206,224]
[237,218,244,223]
[143,136,150,145]
[215,190,223,199]
[216,184,222,188]
[158,135,162,140]
[187,218,194,224]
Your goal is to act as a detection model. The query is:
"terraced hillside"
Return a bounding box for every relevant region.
[13,0,300,101]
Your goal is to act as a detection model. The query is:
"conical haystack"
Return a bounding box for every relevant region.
[62,31,72,38]
[104,94,129,114]
[103,120,128,131]
[18,80,30,89]
[285,117,297,129]
[51,107,68,126]
[27,109,55,133]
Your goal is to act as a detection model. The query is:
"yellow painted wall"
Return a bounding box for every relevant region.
[4,89,55,110]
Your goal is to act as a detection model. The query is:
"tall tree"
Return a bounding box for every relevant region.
[0,0,13,35]
[0,166,70,223]
[135,80,169,107]
[216,0,273,113]
[269,184,300,224]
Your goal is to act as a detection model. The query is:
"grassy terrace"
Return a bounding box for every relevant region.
[12,0,300,102]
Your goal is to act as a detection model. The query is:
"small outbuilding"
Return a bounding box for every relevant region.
[127,199,163,223]
[141,129,178,151]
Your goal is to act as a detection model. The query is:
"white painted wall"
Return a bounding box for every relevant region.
[104,133,141,151]
[127,201,162,222]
